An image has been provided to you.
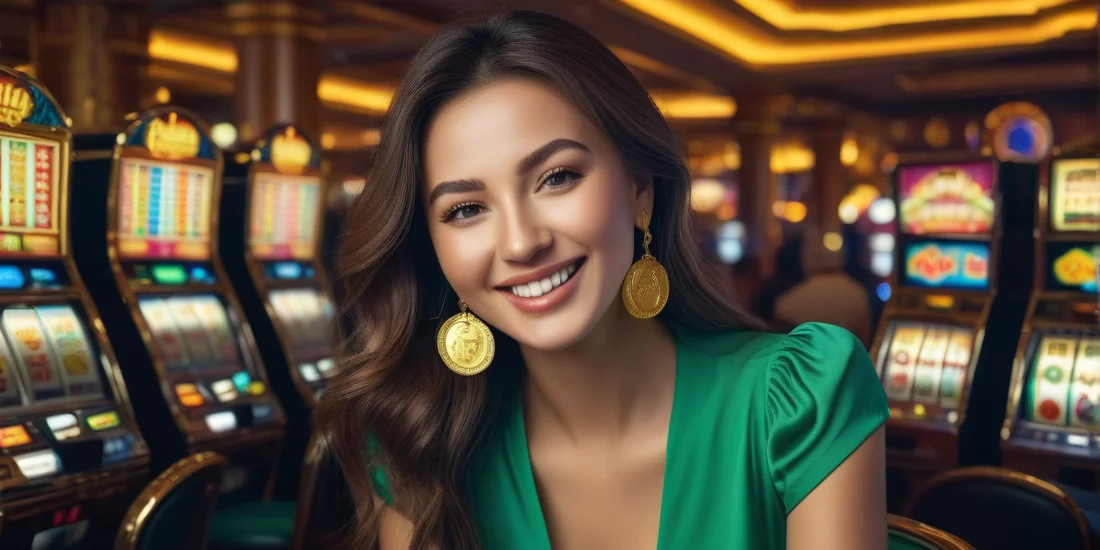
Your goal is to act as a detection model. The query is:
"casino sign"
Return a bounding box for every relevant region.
[901,168,995,234]
[0,77,33,128]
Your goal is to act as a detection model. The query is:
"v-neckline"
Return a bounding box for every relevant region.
[510,338,684,550]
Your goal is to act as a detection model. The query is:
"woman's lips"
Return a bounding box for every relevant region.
[498,260,584,315]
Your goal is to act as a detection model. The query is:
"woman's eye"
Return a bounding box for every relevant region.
[540,168,582,189]
[444,202,484,223]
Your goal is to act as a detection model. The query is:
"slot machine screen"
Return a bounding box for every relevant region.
[1024,335,1100,430]
[879,321,974,409]
[898,161,995,235]
[0,131,61,256]
[0,305,104,404]
[1050,158,1100,232]
[248,172,321,261]
[1045,242,1100,294]
[116,157,214,260]
[900,240,991,291]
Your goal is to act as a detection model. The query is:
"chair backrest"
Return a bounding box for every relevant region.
[115,451,229,550]
[888,514,975,550]
[292,432,355,550]
[905,466,1090,550]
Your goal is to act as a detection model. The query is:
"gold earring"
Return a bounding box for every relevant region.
[621,209,669,319]
[437,299,495,375]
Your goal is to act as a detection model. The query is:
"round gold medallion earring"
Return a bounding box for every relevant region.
[437,299,495,375]
[621,209,669,319]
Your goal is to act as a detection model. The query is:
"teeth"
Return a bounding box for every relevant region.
[509,262,578,298]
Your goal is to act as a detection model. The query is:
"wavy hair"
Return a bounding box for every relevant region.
[314,9,768,549]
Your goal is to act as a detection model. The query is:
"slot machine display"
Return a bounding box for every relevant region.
[69,107,285,506]
[0,66,150,549]
[224,124,335,407]
[221,125,335,498]
[870,156,1001,491]
[1002,150,1100,482]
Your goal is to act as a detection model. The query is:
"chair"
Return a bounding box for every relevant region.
[905,466,1091,550]
[115,451,228,550]
[888,514,974,550]
[290,432,355,550]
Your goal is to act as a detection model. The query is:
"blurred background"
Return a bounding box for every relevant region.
[0,1,1097,549]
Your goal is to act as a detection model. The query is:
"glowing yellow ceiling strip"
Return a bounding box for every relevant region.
[618,0,1096,66]
[146,30,733,118]
[738,0,1078,32]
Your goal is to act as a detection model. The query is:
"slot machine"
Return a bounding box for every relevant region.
[221,124,336,497]
[0,66,149,549]
[1002,147,1100,484]
[870,154,1006,498]
[68,106,286,507]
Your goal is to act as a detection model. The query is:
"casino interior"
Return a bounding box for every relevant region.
[0,0,1096,549]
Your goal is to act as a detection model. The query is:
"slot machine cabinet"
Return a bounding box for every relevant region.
[0,66,150,549]
[68,106,286,507]
[1002,147,1100,486]
[221,124,337,498]
[870,153,1014,505]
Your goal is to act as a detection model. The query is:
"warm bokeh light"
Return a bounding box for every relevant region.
[772,200,807,223]
[771,141,815,174]
[867,197,897,224]
[210,122,238,150]
[840,137,859,166]
[881,152,899,173]
[321,133,337,150]
[651,91,737,119]
[838,203,860,224]
[715,202,736,221]
[154,86,171,104]
[690,178,728,212]
[342,178,366,195]
[823,232,844,251]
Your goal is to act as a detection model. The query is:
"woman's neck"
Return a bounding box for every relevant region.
[519,303,677,446]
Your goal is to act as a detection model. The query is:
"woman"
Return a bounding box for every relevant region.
[317,10,889,549]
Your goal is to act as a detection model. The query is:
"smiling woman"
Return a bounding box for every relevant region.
[315,9,890,550]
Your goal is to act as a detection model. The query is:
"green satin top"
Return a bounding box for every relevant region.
[373,322,890,549]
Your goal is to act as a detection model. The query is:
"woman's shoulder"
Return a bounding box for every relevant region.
[674,322,885,407]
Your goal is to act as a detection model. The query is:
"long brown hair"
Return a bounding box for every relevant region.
[315,9,768,549]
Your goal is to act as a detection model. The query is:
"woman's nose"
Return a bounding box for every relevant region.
[498,210,552,264]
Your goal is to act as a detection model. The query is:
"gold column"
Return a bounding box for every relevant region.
[34,0,151,132]
[808,120,847,233]
[228,0,324,142]
[731,96,781,275]
[0,0,34,68]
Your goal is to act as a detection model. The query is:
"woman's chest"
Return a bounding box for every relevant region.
[532,438,667,550]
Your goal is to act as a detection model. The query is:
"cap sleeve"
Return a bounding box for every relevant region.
[765,322,889,515]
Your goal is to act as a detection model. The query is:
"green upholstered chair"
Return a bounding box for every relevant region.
[888,514,974,550]
[115,451,228,550]
[209,432,352,550]
[209,500,298,550]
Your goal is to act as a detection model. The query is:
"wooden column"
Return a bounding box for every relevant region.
[809,120,848,234]
[0,0,35,69]
[228,0,324,142]
[35,0,151,132]
[731,96,782,275]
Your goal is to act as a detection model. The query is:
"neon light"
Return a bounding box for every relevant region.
[0,424,31,448]
[85,411,120,431]
[0,265,24,288]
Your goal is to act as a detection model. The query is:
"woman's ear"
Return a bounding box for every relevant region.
[631,172,655,229]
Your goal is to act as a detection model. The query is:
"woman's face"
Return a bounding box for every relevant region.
[422,78,651,351]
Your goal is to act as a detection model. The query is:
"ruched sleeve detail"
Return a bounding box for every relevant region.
[765,322,889,515]
[366,435,394,506]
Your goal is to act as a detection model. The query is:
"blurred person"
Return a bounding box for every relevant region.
[751,233,805,322]
[775,227,874,346]
[316,10,888,550]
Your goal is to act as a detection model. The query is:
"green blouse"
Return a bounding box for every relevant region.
[374,322,890,549]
